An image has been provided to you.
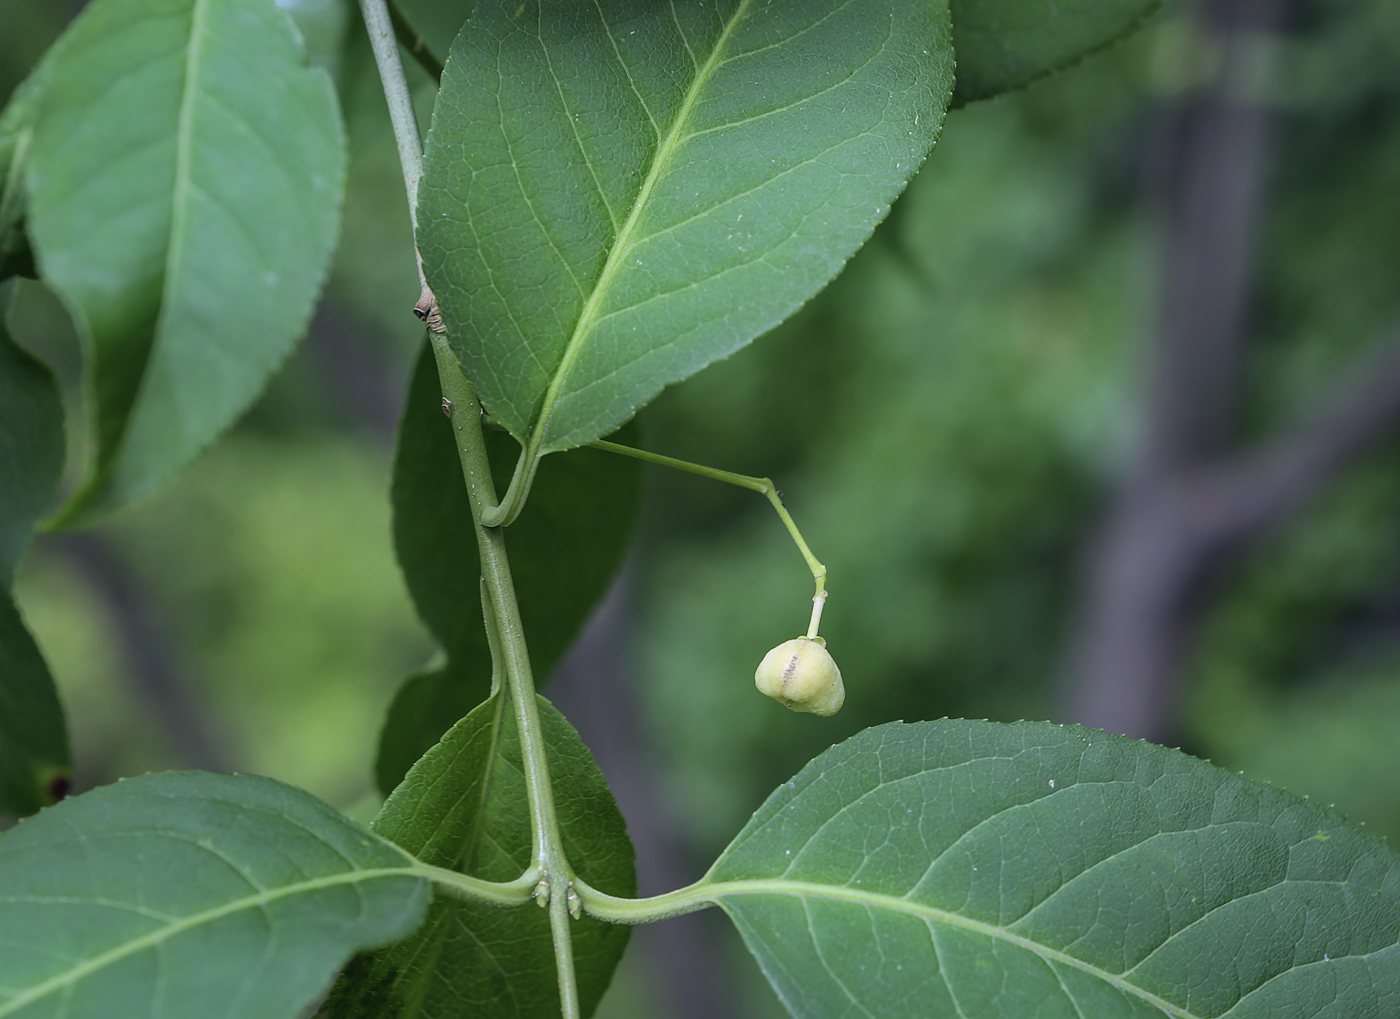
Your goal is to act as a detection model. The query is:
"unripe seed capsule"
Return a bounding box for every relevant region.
[755,637,844,716]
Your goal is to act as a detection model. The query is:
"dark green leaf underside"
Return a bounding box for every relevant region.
[0,281,62,586]
[0,771,429,1019]
[708,719,1400,1019]
[25,0,345,526]
[378,341,639,793]
[950,0,1162,105]
[328,693,634,1019]
[0,281,68,817]
[0,591,69,818]
[419,0,954,455]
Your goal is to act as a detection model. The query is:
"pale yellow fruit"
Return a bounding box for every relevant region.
[754,637,844,716]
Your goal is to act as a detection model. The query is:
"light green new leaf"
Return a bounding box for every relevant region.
[703,720,1400,1018]
[376,342,639,793]
[0,280,69,816]
[418,0,953,464]
[0,771,430,1019]
[24,0,346,526]
[326,693,634,1019]
[950,0,1162,105]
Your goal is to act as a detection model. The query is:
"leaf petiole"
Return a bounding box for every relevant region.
[589,439,829,638]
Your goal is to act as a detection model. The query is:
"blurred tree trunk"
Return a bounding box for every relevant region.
[1063,0,1400,740]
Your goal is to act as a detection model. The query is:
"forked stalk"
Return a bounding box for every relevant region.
[589,439,830,639]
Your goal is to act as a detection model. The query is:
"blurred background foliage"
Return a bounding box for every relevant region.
[3,0,1399,1015]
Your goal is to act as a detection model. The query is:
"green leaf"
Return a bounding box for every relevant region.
[418,0,953,459]
[0,591,69,817]
[0,60,50,283]
[325,693,634,1019]
[950,0,1162,105]
[0,771,430,1019]
[0,281,62,586]
[376,341,639,793]
[24,0,346,526]
[0,279,69,817]
[704,719,1400,1019]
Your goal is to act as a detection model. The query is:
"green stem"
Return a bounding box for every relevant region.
[481,577,503,697]
[355,0,425,230]
[571,875,717,924]
[429,331,580,1019]
[589,439,830,637]
[413,862,538,908]
[357,3,580,1014]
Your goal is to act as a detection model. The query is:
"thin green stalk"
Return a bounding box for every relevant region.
[481,577,503,697]
[355,0,425,228]
[413,861,538,908]
[572,875,718,924]
[590,439,830,638]
[357,3,582,1014]
[429,331,581,1019]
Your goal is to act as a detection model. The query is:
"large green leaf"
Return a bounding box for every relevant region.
[0,71,47,282]
[376,342,639,793]
[326,693,634,1018]
[0,282,62,586]
[0,280,68,816]
[702,720,1400,1018]
[0,771,430,1019]
[24,0,346,526]
[950,0,1161,105]
[0,592,68,817]
[418,0,953,460]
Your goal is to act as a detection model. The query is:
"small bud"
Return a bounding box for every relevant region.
[755,637,844,716]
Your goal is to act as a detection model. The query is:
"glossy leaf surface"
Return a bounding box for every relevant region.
[707,719,1400,1018]
[0,771,430,1019]
[328,693,634,1019]
[24,0,345,525]
[950,0,1161,105]
[418,0,954,456]
[377,342,639,793]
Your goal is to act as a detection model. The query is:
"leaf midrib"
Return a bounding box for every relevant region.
[524,0,753,458]
[0,865,419,1017]
[104,0,208,480]
[707,878,1197,1019]
[364,693,514,1019]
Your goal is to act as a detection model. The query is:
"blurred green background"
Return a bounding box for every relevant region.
[4,0,1399,1015]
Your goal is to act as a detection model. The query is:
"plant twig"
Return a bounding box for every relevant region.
[356,3,583,1014]
[429,332,581,1019]
[355,0,425,228]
